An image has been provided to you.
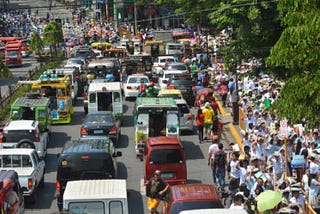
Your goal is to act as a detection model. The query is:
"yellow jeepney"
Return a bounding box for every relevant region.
[144,40,165,58]
[31,73,74,124]
[90,42,113,51]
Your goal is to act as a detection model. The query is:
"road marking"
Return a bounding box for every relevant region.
[140,178,146,196]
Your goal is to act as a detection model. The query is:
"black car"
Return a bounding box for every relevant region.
[56,136,122,210]
[80,111,121,145]
[167,75,196,105]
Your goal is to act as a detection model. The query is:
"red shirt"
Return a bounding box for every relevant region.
[195,113,204,126]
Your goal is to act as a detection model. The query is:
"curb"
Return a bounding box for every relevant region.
[213,95,230,117]
[228,123,243,150]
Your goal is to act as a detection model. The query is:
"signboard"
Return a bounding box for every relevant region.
[280,119,288,138]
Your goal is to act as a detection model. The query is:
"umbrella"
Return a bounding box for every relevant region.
[196,87,214,96]
[256,190,282,212]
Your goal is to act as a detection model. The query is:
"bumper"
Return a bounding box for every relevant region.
[124,90,139,98]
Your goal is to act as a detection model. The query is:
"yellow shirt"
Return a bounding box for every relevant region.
[202,107,214,124]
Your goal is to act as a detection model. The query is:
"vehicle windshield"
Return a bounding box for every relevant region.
[164,64,186,71]
[6,50,19,56]
[69,202,104,214]
[169,201,224,214]
[128,77,149,84]
[158,94,181,100]
[160,58,175,63]
[149,149,182,164]
[84,114,114,126]
[68,59,85,65]
[2,130,36,142]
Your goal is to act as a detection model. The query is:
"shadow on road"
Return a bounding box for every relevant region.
[121,115,134,127]
[118,134,129,148]
[127,189,144,214]
[49,132,70,148]
[70,111,84,126]
[117,162,128,179]
[25,181,56,210]
[181,140,205,160]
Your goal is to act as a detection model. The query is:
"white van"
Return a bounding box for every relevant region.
[87,79,123,119]
[179,209,248,214]
[165,42,184,55]
[63,179,128,214]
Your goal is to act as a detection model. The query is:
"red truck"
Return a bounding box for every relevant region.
[4,41,23,66]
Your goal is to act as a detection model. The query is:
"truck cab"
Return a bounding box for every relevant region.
[63,179,128,214]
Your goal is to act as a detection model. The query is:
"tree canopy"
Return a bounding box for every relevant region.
[29,32,44,53]
[268,0,320,127]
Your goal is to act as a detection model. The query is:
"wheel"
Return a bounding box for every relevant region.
[39,171,45,188]
[29,187,37,203]
[17,141,35,149]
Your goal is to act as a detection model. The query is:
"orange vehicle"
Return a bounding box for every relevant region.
[0,170,25,214]
[4,41,23,66]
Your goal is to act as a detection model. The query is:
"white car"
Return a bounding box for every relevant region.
[152,56,177,75]
[0,120,49,158]
[175,99,194,133]
[123,75,149,100]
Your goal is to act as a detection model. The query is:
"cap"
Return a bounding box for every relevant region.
[291,187,301,192]
[154,170,161,175]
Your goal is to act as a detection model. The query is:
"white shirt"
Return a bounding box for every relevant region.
[208,144,219,159]
[289,194,305,211]
[239,167,247,185]
[309,161,319,174]
[230,160,241,179]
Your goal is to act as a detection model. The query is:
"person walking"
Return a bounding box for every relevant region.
[202,102,214,140]
[213,143,227,191]
[195,108,204,143]
[208,142,219,184]
[146,170,170,214]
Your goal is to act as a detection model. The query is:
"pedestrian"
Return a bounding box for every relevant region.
[219,80,228,107]
[146,170,170,214]
[307,173,320,208]
[213,143,227,191]
[208,142,219,184]
[195,108,204,143]
[229,193,245,209]
[202,102,214,140]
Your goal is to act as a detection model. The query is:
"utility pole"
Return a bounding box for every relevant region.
[134,0,137,36]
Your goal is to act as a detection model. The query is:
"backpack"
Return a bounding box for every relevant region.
[214,151,225,168]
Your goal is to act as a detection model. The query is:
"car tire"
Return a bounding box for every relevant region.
[17,141,35,149]
[29,187,37,203]
[39,171,45,188]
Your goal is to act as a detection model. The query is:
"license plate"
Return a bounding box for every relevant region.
[160,173,173,178]
[94,130,104,134]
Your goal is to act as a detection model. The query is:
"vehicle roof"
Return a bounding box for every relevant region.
[171,184,220,201]
[88,81,121,92]
[84,111,114,117]
[0,148,35,155]
[158,89,182,95]
[174,99,188,105]
[63,179,127,201]
[179,209,248,214]
[4,120,37,130]
[12,96,50,107]
[88,60,114,67]
[157,56,176,59]
[127,74,149,78]
[135,97,177,108]
[147,137,182,147]
[61,138,112,154]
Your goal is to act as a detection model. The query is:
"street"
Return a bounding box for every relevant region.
[24,97,235,213]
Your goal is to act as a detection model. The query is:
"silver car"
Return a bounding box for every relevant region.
[175,99,194,133]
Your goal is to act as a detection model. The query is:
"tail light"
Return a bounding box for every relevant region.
[187,113,193,120]
[83,91,87,100]
[127,86,132,89]
[110,126,117,134]
[0,130,3,143]
[33,130,40,142]
[81,127,88,135]
[56,180,61,197]
[28,179,33,189]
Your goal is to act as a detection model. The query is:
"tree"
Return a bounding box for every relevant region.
[29,32,45,58]
[207,0,282,60]
[267,0,320,127]
[43,20,64,57]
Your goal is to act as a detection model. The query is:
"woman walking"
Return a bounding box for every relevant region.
[196,107,204,143]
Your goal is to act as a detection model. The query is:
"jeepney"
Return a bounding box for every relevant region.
[90,42,112,51]
[121,53,153,81]
[10,93,51,132]
[144,40,165,58]
[134,97,179,159]
[87,79,123,119]
[103,47,127,59]
[29,73,73,124]
[87,59,117,82]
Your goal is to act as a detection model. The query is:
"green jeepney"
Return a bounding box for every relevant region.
[10,93,51,132]
[134,97,179,159]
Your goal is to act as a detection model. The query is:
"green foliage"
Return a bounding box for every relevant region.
[0,54,13,78]
[271,72,320,128]
[267,0,320,128]
[43,20,64,45]
[29,32,45,52]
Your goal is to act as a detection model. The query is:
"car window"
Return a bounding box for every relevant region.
[22,155,33,167]
[69,202,104,214]
[149,149,182,164]
[109,201,124,214]
[169,65,186,70]
[170,79,195,86]
[178,104,190,114]
[128,78,137,83]
[158,94,181,100]
[2,130,36,142]
[84,114,114,126]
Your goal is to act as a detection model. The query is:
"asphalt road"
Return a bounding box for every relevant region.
[23,97,236,214]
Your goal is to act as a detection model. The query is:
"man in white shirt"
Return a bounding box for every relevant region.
[208,143,219,183]
[289,188,305,213]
